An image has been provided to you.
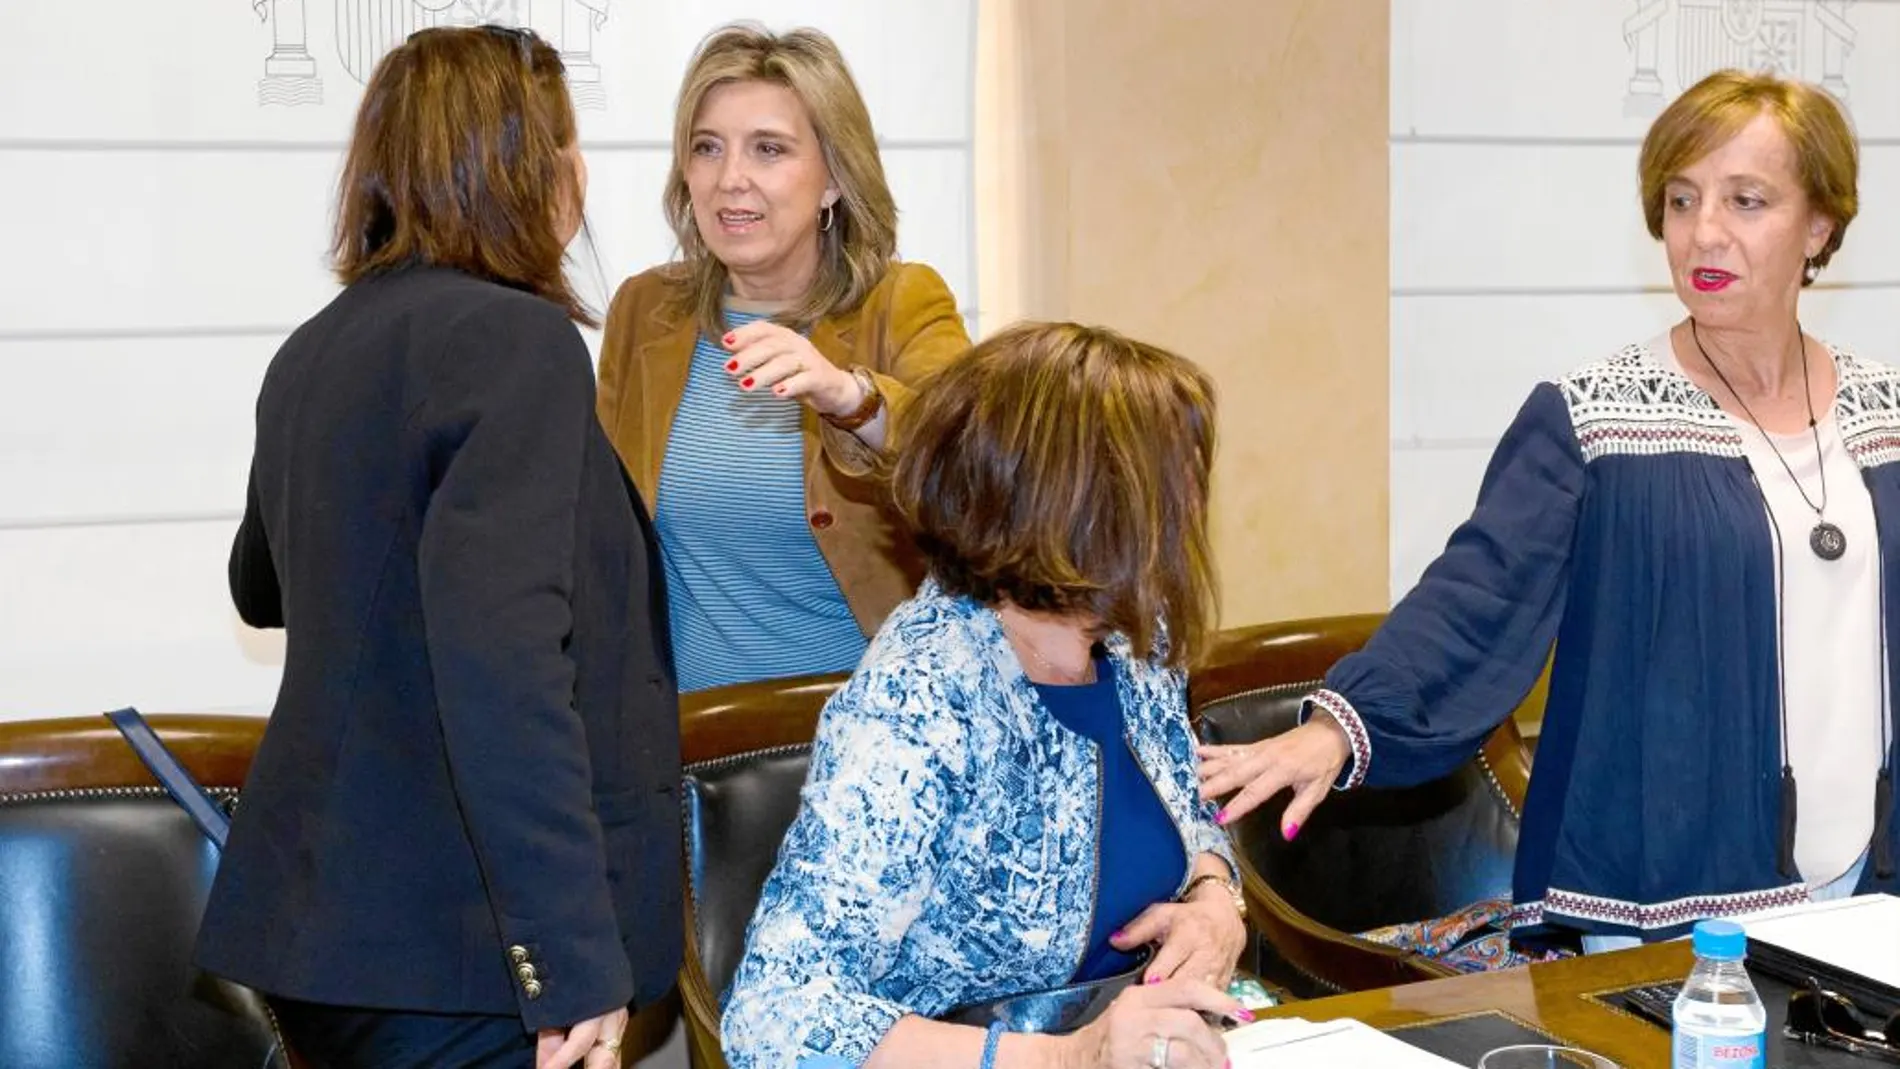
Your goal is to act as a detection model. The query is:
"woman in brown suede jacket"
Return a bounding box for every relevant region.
[597,23,968,692]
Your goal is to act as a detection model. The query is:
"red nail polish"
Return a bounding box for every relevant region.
[725,359,739,372]
[1283,822,1300,841]
[740,377,755,389]
[722,332,736,346]
[773,385,787,395]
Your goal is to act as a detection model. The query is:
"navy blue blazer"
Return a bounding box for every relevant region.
[196,265,682,1031]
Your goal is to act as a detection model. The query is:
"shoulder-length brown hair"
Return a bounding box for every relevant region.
[662,23,898,342]
[332,25,592,323]
[1639,68,1858,284]
[892,322,1220,668]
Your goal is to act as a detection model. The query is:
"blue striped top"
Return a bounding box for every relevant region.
[654,310,868,692]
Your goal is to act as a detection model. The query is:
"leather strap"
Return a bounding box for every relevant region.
[105,707,231,849]
[820,366,884,431]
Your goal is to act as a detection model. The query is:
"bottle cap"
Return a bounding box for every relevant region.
[1692,919,1748,961]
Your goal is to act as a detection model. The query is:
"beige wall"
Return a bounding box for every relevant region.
[977,0,1390,628]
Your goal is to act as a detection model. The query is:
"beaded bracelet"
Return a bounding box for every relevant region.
[978,1020,1008,1069]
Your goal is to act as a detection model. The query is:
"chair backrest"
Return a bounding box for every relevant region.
[677,674,843,1058]
[1191,615,1534,935]
[0,714,287,1069]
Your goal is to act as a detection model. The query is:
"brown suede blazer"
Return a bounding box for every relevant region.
[595,261,970,638]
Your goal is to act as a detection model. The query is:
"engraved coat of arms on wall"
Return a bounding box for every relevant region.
[253,0,612,109]
[1622,0,1855,116]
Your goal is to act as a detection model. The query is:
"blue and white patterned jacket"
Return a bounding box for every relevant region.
[719,580,1235,1068]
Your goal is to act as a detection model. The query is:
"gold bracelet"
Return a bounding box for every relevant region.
[1179,872,1247,919]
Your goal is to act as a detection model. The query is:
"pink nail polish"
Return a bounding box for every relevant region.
[1236,1008,1255,1022]
[1110,928,1126,942]
[1283,822,1300,841]
[1145,975,1161,985]
[1215,808,1230,825]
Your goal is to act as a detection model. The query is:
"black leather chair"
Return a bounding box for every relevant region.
[0,715,290,1069]
[678,674,845,1069]
[1191,615,1541,998]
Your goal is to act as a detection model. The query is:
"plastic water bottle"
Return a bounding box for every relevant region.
[1671,919,1768,1069]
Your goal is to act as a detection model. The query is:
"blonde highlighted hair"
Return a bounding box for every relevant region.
[663,23,897,340]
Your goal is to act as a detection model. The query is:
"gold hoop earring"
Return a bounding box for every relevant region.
[819,203,835,233]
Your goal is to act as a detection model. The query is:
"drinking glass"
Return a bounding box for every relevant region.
[1476,1045,1620,1069]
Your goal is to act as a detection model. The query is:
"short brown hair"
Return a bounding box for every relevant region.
[1639,69,1858,281]
[893,323,1219,667]
[663,23,897,341]
[332,26,591,322]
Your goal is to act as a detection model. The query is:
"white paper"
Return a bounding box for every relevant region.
[1225,1017,1465,1068]
[1733,892,1900,990]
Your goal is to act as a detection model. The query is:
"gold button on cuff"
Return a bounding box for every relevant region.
[523,979,544,1001]
[507,945,529,965]
[515,963,538,984]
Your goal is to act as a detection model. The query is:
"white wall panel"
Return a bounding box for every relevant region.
[0,336,275,527]
[1392,286,1900,445]
[1,2,973,144]
[1392,143,1900,293]
[1389,445,1494,598]
[883,149,977,308]
[597,1,975,143]
[0,522,283,719]
[1393,0,1900,140]
[2,146,973,337]
[0,150,338,334]
[574,149,691,304]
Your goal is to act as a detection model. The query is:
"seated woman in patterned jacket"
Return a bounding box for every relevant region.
[721,322,1252,1069]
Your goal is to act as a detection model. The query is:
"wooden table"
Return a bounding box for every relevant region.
[1259,943,1697,1068]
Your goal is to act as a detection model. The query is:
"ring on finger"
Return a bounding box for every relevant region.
[1148,1034,1171,1069]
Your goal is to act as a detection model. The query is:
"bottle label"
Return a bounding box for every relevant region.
[1672,1029,1766,1069]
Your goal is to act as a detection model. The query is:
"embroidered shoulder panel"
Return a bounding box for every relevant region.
[1513,882,1809,934]
[1554,343,1742,464]
[1835,347,1900,469]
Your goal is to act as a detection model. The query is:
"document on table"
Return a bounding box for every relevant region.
[1225,1017,1463,1068]
[1733,892,1900,990]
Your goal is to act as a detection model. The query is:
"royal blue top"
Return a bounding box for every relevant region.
[1035,655,1188,981]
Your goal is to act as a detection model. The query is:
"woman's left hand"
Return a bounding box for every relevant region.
[1109,886,1246,988]
[722,321,864,419]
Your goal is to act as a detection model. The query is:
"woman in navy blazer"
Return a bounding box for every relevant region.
[195,26,679,1069]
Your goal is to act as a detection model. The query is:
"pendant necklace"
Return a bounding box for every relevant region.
[1691,318,1845,561]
